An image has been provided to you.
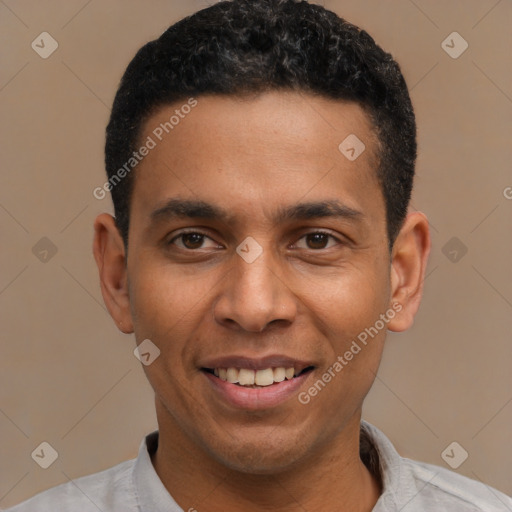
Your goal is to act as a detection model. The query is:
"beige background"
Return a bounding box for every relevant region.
[1,0,511,507]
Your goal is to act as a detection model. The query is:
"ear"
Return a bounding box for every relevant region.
[387,211,431,332]
[92,213,134,334]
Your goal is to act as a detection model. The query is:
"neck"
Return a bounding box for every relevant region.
[152,407,381,512]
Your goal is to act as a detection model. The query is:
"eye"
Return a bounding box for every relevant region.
[295,231,340,250]
[169,231,220,250]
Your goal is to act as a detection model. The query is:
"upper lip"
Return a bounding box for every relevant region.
[199,355,315,373]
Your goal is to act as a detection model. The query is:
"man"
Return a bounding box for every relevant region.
[7,0,511,510]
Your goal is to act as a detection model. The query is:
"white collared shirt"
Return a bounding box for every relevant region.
[4,421,511,511]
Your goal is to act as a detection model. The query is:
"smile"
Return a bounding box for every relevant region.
[199,356,316,409]
[203,366,314,387]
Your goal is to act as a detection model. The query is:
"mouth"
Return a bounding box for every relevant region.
[199,356,316,410]
[202,366,315,388]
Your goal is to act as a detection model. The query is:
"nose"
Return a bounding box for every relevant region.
[213,246,297,333]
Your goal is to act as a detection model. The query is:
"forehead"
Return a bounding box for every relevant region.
[131,91,383,226]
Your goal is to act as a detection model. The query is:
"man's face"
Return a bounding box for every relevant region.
[125,92,393,472]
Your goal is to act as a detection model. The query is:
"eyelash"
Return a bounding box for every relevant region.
[167,229,343,251]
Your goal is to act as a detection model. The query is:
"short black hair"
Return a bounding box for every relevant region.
[105,0,416,250]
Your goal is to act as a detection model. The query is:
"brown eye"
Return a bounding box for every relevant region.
[295,231,339,250]
[305,233,330,249]
[180,233,205,249]
[169,231,220,250]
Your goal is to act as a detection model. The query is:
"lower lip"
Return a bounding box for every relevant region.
[203,370,313,410]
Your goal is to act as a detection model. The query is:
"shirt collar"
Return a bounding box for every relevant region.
[361,420,418,511]
[132,421,406,511]
[132,430,183,511]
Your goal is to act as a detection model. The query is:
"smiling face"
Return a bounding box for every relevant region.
[94,91,429,476]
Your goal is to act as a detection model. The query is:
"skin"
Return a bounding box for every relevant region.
[93,91,430,512]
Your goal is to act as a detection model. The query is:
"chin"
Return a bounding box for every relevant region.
[207,433,310,475]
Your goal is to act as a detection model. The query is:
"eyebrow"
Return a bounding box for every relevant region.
[149,198,363,225]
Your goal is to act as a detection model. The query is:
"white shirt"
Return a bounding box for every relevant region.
[4,421,511,511]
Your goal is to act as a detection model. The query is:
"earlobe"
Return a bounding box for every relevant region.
[92,213,134,334]
[387,212,431,332]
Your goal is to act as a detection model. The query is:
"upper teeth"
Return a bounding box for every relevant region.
[213,367,296,386]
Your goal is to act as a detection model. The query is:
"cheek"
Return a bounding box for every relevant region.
[127,263,214,410]
[128,261,218,353]
[295,260,390,405]
[293,258,390,344]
